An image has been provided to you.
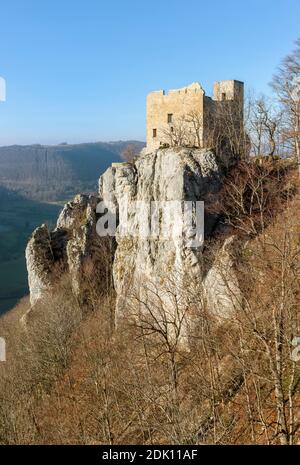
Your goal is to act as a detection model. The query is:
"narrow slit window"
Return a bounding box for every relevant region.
[153,128,157,138]
[222,92,226,101]
[167,113,173,123]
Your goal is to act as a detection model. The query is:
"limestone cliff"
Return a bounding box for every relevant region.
[25,147,241,330]
[26,194,113,306]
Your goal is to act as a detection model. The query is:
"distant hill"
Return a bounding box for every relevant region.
[0,141,145,201]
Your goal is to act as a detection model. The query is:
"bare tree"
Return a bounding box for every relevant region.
[272,37,300,175]
[204,98,248,159]
[209,157,300,444]
[185,110,203,147]
[248,96,283,158]
[161,116,191,148]
[121,144,141,162]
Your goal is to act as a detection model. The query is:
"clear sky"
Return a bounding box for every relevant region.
[0,0,299,145]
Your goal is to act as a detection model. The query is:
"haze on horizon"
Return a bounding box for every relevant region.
[0,0,299,146]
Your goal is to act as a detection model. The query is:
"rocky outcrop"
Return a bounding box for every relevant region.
[26,224,56,305]
[26,147,241,336]
[99,148,225,323]
[26,193,113,306]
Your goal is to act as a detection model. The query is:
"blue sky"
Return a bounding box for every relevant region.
[0,0,299,145]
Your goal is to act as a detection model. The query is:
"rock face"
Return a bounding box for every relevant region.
[99,148,225,323]
[203,236,242,320]
[26,224,57,305]
[26,194,113,306]
[26,147,241,335]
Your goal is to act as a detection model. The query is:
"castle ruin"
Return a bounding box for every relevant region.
[146,80,244,152]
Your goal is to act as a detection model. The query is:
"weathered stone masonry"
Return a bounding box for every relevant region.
[146,80,244,151]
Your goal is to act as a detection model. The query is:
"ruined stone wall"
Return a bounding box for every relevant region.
[146,82,204,151]
[213,80,244,104]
